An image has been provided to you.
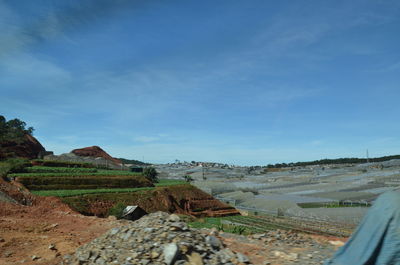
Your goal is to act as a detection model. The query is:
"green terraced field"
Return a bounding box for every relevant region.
[26,166,98,174]
[31,179,187,196]
[10,170,142,177]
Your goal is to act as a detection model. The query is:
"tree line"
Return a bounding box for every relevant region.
[266,155,400,168]
[0,115,34,143]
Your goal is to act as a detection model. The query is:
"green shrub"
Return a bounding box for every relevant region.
[0,158,30,177]
[0,116,34,143]
[143,167,158,183]
[108,202,126,219]
[232,226,246,235]
[183,175,194,182]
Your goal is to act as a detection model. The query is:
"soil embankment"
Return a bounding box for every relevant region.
[0,180,346,264]
[62,184,240,217]
[0,182,118,265]
[0,134,46,160]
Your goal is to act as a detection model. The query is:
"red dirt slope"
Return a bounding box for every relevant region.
[71,146,121,164]
[62,185,240,218]
[0,180,119,265]
[0,134,46,160]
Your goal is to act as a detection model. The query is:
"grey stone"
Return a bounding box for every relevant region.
[31,255,40,260]
[206,235,223,250]
[236,252,250,263]
[167,214,181,222]
[163,243,179,265]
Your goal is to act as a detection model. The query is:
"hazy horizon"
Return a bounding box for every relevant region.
[1,1,400,165]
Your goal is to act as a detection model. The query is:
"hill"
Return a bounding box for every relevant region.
[0,116,47,160]
[72,146,121,164]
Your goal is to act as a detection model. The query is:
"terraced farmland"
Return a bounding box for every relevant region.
[189,214,355,237]
[31,179,187,197]
[12,165,151,190]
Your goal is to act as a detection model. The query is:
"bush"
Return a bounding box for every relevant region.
[0,158,30,177]
[183,175,194,182]
[108,202,126,219]
[143,167,158,183]
[0,116,34,143]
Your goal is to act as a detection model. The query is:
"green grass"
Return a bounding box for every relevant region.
[26,166,98,173]
[31,179,187,197]
[10,170,142,178]
[188,216,268,235]
[17,173,152,190]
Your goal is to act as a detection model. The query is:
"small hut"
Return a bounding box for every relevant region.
[121,206,147,221]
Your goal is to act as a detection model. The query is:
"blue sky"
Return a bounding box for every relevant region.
[1,0,400,165]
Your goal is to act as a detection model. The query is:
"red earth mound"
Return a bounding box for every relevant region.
[71,146,121,164]
[0,180,119,265]
[63,185,240,218]
[0,134,46,160]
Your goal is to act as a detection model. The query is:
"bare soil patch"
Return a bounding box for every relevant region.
[0,197,118,265]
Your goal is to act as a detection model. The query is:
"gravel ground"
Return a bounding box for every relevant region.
[64,212,253,265]
[63,212,345,265]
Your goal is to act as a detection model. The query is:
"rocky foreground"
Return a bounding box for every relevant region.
[63,212,252,265]
[62,212,344,265]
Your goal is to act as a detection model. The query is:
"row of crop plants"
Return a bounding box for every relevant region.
[6,159,154,191]
[31,179,187,197]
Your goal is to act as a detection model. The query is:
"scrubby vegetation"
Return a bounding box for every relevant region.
[143,167,158,183]
[187,216,275,235]
[183,175,194,182]
[117,158,150,166]
[0,158,30,177]
[0,116,38,159]
[108,202,127,219]
[0,116,34,143]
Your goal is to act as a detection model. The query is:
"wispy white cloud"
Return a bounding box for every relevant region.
[0,53,71,89]
[0,3,33,55]
[134,136,160,143]
[310,140,324,146]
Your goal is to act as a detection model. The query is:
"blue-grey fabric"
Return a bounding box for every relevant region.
[324,191,400,265]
